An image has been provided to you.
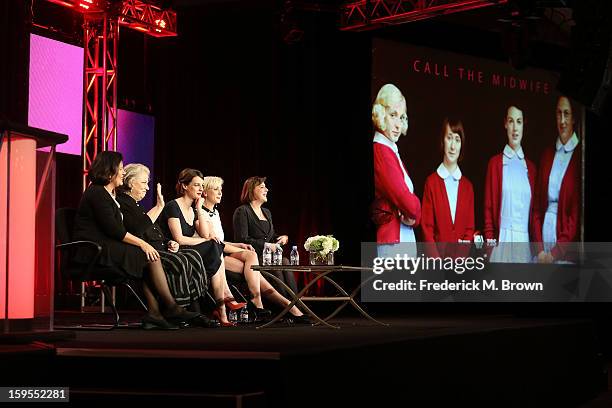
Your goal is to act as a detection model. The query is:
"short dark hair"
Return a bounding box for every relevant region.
[440,117,466,162]
[176,168,204,196]
[240,176,267,204]
[88,151,123,185]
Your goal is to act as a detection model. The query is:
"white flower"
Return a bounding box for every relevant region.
[322,239,333,253]
[304,234,340,255]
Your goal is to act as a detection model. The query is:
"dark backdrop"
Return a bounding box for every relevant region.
[142,2,374,266]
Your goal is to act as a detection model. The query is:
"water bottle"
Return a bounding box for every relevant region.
[290,246,299,265]
[263,243,272,265]
[239,306,249,323]
[273,245,283,265]
[228,308,237,323]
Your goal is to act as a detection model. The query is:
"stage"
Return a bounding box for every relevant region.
[0,313,606,406]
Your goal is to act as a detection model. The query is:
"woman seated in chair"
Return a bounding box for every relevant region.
[159,168,246,326]
[116,163,217,328]
[72,151,199,330]
[200,176,309,323]
[232,176,298,298]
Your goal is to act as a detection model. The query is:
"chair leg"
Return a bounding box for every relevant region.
[122,283,148,312]
[229,283,249,303]
[205,290,217,307]
[100,284,120,326]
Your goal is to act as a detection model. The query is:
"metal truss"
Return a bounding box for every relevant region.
[44,0,177,185]
[119,0,177,38]
[340,0,508,31]
[46,0,178,36]
[82,13,118,188]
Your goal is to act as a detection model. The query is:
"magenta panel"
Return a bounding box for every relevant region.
[28,34,83,155]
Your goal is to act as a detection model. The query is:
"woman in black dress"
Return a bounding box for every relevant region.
[72,151,198,330]
[232,176,298,297]
[116,163,217,328]
[159,169,244,326]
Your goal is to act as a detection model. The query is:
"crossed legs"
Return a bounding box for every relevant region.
[225,251,303,316]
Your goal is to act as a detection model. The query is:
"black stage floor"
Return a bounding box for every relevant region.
[0,313,607,407]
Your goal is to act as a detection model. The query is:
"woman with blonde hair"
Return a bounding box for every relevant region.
[371,83,421,256]
[201,176,309,324]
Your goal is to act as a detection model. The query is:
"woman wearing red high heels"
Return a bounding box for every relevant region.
[200,176,309,323]
[159,168,244,326]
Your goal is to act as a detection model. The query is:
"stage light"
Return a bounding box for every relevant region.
[155,19,166,29]
[79,3,90,9]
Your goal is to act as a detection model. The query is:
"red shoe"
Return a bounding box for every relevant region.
[223,297,246,310]
[212,309,237,327]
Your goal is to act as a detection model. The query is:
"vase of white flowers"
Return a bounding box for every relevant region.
[304,235,340,265]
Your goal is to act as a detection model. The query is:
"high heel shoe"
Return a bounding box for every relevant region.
[287,313,311,325]
[212,309,237,327]
[223,297,247,310]
[190,314,220,328]
[254,307,272,322]
[141,313,179,330]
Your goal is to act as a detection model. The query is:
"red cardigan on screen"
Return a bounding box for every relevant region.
[420,171,475,243]
[372,142,421,244]
[531,142,581,260]
[483,153,537,241]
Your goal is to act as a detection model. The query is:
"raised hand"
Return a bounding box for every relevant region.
[156,183,165,208]
[195,196,205,213]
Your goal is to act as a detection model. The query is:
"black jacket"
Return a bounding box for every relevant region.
[232,204,278,259]
[73,184,127,245]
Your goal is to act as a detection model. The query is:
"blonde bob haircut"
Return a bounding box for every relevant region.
[118,163,150,193]
[201,176,224,192]
[372,83,408,136]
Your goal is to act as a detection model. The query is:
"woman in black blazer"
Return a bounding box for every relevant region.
[232,176,298,296]
[72,151,198,330]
